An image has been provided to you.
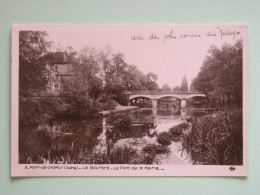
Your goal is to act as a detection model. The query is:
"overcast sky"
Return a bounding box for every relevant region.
[45,25,244,88]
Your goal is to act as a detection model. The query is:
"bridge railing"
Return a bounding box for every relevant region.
[123,90,203,95]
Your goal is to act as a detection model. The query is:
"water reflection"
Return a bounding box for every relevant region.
[19,107,211,164]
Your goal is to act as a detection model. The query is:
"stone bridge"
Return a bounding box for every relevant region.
[125,92,206,108]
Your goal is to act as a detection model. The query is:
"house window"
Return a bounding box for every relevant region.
[54,65,58,71]
[55,74,59,80]
[54,84,59,91]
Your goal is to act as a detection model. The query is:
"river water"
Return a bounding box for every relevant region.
[19,107,207,164]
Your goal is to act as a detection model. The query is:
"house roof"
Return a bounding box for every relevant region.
[47,52,69,64]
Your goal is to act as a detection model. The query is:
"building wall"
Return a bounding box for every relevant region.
[45,63,72,95]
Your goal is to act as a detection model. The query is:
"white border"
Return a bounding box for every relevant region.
[11,24,248,177]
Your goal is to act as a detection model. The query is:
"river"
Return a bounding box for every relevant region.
[19,107,208,164]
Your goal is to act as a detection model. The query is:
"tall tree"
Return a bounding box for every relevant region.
[19,31,51,95]
[181,75,188,92]
[191,40,242,108]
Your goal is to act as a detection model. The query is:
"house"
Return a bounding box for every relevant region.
[45,52,76,95]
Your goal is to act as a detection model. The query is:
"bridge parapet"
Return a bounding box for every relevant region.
[126,91,206,108]
[124,90,204,95]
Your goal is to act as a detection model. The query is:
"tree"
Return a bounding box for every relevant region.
[181,75,188,92]
[102,52,127,97]
[146,72,159,91]
[59,47,104,117]
[124,65,145,91]
[161,83,172,93]
[19,31,51,95]
[147,72,158,82]
[191,40,243,108]
[77,47,104,99]
[100,51,159,98]
[172,86,181,93]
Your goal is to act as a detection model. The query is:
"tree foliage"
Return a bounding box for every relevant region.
[161,83,172,93]
[181,75,188,92]
[19,31,161,124]
[172,86,181,93]
[53,46,161,117]
[19,31,51,94]
[191,40,242,108]
[98,50,158,102]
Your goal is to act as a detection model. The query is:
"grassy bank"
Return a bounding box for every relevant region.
[182,109,243,165]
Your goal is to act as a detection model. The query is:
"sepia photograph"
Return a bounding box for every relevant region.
[11,24,248,176]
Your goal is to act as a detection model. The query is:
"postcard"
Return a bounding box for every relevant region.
[11,24,248,176]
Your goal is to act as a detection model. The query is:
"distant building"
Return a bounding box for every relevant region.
[45,52,76,95]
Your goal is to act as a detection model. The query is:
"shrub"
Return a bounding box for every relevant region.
[157,132,172,146]
[178,123,190,129]
[139,144,171,164]
[142,144,170,155]
[19,94,102,125]
[168,123,189,138]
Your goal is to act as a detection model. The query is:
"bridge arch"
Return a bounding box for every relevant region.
[129,95,153,101]
[156,95,181,110]
[128,95,153,107]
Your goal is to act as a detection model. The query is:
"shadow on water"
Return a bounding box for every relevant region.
[19,107,211,164]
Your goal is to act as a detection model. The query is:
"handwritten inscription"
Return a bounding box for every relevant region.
[180,31,201,39]
[164,30,177,42]
[206,31,217,37]
[131,35,144,41]
[219,29,240,40]
[130,27,242,42]
[150,33,160,40]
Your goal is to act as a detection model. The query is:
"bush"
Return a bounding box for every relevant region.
[169,127,183,137]
[178,123,190,129]
[157,132,172,146]
[19,94,102,125]
[168,123,189,138]
[142,144,170,155]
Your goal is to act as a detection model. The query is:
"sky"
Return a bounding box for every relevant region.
[44,25,244,88]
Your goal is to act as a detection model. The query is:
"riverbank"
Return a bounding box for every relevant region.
[99,105,139,116]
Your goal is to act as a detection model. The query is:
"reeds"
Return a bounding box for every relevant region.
[182,109,243,165]
[26,145,165,165]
